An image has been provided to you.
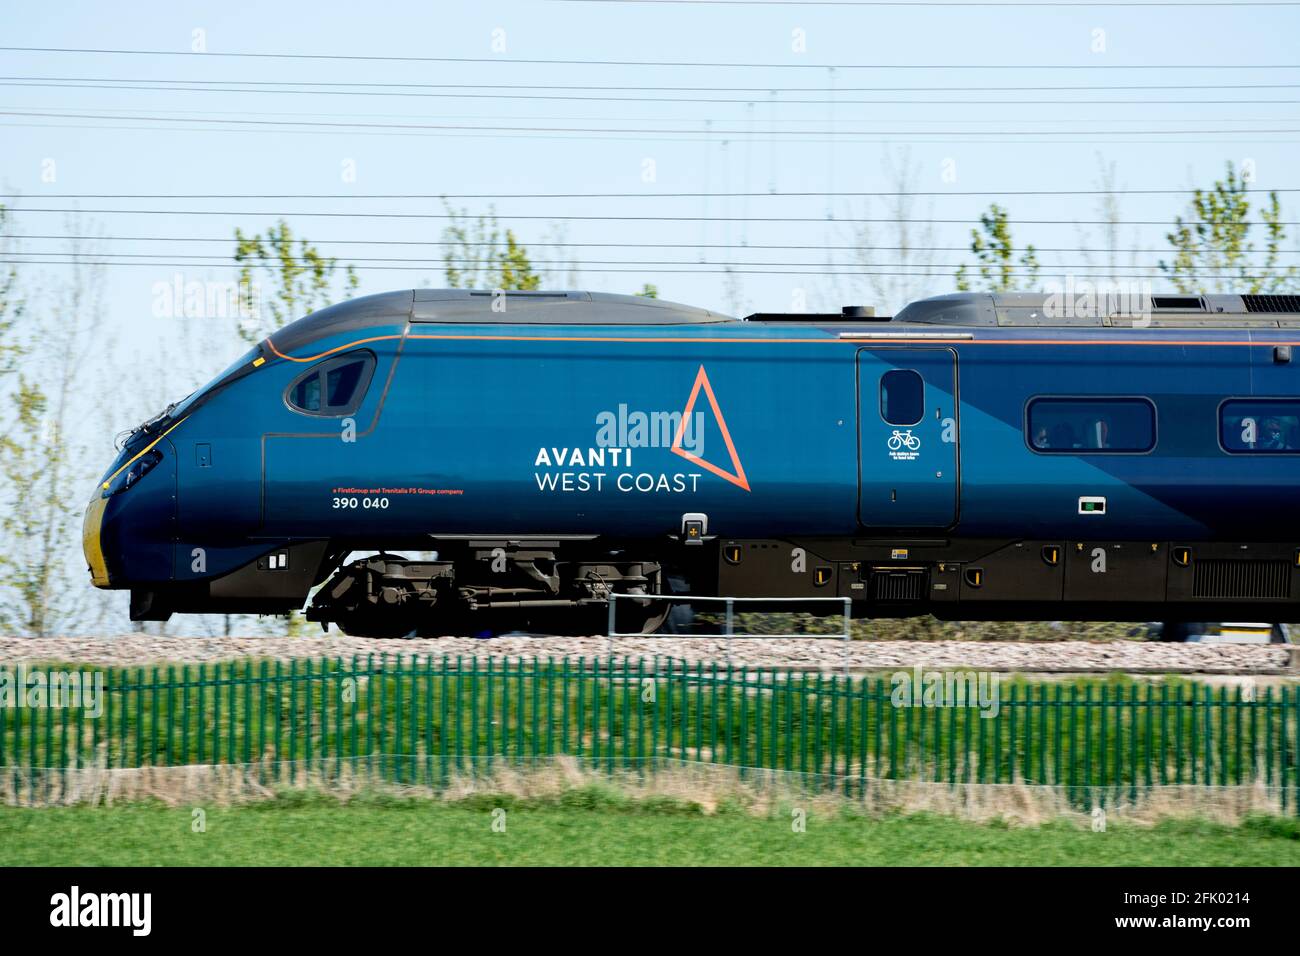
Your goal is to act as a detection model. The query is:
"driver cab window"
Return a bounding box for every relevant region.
[285,351,376,416]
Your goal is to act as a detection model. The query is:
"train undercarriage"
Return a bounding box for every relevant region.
[304,545,677,638]
[127,534,1300,637]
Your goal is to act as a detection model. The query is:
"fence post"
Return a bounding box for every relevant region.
[841,598,851,678]
[288,659,297,784]
[258,660,268,781]
[724,598,734,667]
[393,656,403,784]
[164,664,175,769]
[439,655,449,786]
[338,656,348,784]
[453,654,463,774]
[546,655,556,768]
[1284,686,1294,816]
[636,656,646,774]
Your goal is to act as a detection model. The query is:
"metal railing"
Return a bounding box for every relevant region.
[607,593,852,640]
[0,656,1295,811]
[606,593,853,666]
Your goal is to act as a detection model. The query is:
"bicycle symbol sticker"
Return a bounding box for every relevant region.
[887,429,921,460]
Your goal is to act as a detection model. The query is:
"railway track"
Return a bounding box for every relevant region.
[1,634,1295,675]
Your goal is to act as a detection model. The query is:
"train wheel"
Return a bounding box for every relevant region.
[658,603,697,635]
[652,570,696,635]
[334,609,418,639]
[610,599,671,635]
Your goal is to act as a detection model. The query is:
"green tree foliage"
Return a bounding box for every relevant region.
[636,283,659,299]
[234,220,358,342]
[1160,163,1298,294]
[498,231,541,291]
[440,203,540,290]
[954,204,1040,292]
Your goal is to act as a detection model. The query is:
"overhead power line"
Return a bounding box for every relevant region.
[3,109,1297,137]
[5,117,1287,147]
[2,46,1298,70]
[2,258,1278,281]
[557,0,1300,6]
[16,234,1300,256]
[15,106,1297,127]
[10,249,1280,275]
[5,79,1300,106]
[11,187,1300,199]
[8,75,1300,93]
[9,208,1300,226]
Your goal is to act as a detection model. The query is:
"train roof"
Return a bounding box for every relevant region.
[889,291,1300,328]
[268,288,1300,358]
[268,288,736,354]
[410,289,734,325]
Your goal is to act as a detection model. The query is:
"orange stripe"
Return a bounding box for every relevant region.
[411,333,1292,347]
[263,328,1300,362]
[265,334,405,363]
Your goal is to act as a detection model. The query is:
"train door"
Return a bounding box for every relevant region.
[261,348,392,536]
[857,347,959,528]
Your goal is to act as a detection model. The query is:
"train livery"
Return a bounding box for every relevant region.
[84,288,1300,635]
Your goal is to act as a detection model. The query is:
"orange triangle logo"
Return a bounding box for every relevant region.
[670,365,751,492]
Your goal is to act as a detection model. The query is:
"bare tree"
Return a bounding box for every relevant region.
[1072,155,1150,291]
[538,222,582,289]
[0,204,21,376]
[851,149,941,315]
[0,226,102,636]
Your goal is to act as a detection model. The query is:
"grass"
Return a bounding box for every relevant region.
[2,789,1297,866]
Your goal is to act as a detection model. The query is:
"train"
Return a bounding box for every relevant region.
[83,287,1300,636]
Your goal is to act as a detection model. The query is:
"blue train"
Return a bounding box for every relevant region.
[83,288,1300,635]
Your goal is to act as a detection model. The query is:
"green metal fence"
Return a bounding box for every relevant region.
[1,655,1296,809]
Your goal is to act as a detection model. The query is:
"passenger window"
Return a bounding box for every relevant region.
[1026,398,1155,453]
[1221,400,1300,453]
[880,369,924,426]
[285,351,376,416]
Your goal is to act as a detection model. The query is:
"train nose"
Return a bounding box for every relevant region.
[84,440,178,588]
[82,493,112,587]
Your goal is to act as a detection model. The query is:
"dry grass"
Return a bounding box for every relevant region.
[1,753,1290,828]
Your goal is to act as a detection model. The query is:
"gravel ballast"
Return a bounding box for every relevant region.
[0,634,1294,674]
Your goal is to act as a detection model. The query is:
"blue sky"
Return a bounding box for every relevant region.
[4,0,1300,374]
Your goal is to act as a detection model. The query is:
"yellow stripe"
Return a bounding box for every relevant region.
[82,494,110,587]
[100,416,187,491]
